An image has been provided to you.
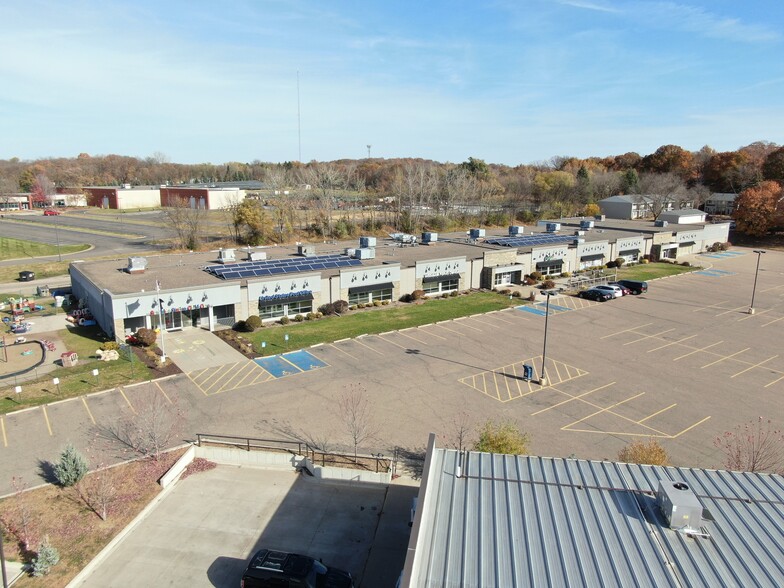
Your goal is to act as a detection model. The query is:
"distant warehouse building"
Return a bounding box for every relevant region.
[83,185,161,209]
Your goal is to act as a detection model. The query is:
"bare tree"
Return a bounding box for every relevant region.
[635,173,689,219]
[80,464,118,521]
[103,384,183,460]
[391,163,440,232]
[162,196,206,250]
[444,411,475,452]
[714,417,784,473]
[303,163,345,236]
[0,477,37,551]
[337,383,378,459]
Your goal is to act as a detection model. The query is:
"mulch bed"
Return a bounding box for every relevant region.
[130,345,182,378]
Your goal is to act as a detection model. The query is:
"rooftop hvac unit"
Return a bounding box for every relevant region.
[217,248,236,263]
[655,220,669,227]
[573,238,585,245]
[126,257,147,274]
[248,251,267,261]
[359,236,377,248]
[122,183,131,189]
[422,232,438,243]
[469,228,486,239]
[508,226,524,236]
[580,220,595,230]
[595,214,606,221]
[546,223,561,233]
[574,230,585,236]
[356,248,376,260]
[298,244,316,257]
[657,481,704,532]
[345,248,356,257]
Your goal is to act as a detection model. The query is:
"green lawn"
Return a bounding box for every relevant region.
[618,262,699,280]
[0,236,89,261]
[240,292,521,355]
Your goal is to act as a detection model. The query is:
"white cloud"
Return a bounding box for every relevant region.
[556,0,620,13]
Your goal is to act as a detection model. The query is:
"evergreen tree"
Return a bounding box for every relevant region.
[53,444,89,487]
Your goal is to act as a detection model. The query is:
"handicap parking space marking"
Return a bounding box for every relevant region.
[282,350,329,371]
[253,355,305,378]
[516,305,548,316]
[693,269,737,277]
[534,302,572,313]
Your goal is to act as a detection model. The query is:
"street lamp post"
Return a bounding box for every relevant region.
[748,250,766,314]
[540,291,552,386]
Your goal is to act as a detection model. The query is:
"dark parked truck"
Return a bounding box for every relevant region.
[240,549,354,588]
[616,279,648,295]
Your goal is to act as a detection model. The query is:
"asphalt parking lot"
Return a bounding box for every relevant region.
[2,247,783,495]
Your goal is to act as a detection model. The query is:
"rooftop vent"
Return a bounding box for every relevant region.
[126,257,147,274]
[298,244,316,257]
[654,220,669,227]
[656,480,704,533]
[217,248,236,264]
[573,238,585,245]
[508,226,524,236]
[356,248,376,260]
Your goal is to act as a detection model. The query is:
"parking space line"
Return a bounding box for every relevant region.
[153,381,173,404]
[692,300,729,313]
[432,323,466,336]
[328,343,359,360]
[762,316,784,328]
[731,355,778,378]
[416,325,447,339]
[119,387,136,414]
[672,416,712,438]
[452,318,483,331]
[622,328,675,346]
[42,406,53,436]
[561,393,646,430]
[377,335,408,350]
[701,348,750,369]
[397,330,430,345]
[673,341,724,361]
[714,305,747,317]
[737,308,772,322]
[637,404,677,423]
[0,417,6,447]
[217,363,257,393]
[353,338,384,355]
[761,284,784,292]
[531,382,615,415]
[647,334,698,353]
[764,374,784,388]
[600,323,653,339]
[81,397,96,424]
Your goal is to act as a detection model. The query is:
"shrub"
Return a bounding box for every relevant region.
[53,444,89,487]
[319,302,336,315]
[641,258,650,264]
[382,300,391,305]
[450,290,459,297]
[543,279,555,289]
[529,271,543,281]
[234,320,253,332]
[245,315,262,330]
[680,261,690,267]
[32,537,60,577]
[605,260,616,268]
[294,314,305,322]
[499,289,512,295]
[333,300,349,314]
[474,420,530,455]
[279,316,290,325]
[306,312,318,320]
[348,305,357,311]
[399,293,412,303]
[614,257,625,268]
[411,289,426,300]
[315,312,323,318]
[560,271,571,278]
[373,300,382,306]
[524,277,537,286]
[101,341,120,351]
[512,290,522,298]
[527,291,537,302]
[617,438,669,466]
[135,328,157,347]
[721,242,730,251]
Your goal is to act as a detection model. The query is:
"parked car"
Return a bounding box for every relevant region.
[616,280,648,295]
[240,549,354,588]
[578,288,613,302]
[608,282,632,296]
[593,284,624,298]
[43,209,61,216]
[18,270,35,281]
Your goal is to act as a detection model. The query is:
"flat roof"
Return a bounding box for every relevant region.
[407,442,784,588]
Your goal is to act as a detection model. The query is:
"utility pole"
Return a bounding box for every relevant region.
[297,71,302,162]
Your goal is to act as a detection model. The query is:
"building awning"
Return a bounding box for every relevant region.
[536,259,563,268]
[423,273,460,284]
[490,265,523,274]
[660,243,678,250]
[259,291,314,305]
[678,241,696,246]
[579,254,604,262]
[348,282,393,295]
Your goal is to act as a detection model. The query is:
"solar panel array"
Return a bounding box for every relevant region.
[485,234,575,248]
[205,254,362,280]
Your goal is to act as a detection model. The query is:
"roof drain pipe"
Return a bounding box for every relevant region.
[456,450,464,479]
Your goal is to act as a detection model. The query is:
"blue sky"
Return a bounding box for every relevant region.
[1,1,782,165]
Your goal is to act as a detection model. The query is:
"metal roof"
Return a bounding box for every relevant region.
[404,440,784,588]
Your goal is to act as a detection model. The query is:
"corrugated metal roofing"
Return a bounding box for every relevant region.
[408,449,784,588]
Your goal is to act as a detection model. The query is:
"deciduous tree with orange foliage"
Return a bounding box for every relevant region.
[733,181,783,236]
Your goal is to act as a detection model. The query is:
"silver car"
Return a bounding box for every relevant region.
[593,284,623,299]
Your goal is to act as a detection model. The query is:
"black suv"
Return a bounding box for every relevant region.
[240,549,354,588]
[616,279,648,295]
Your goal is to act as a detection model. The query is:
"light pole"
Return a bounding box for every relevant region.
[748,250,766,314]
[54,213,62,262]
[540,291,552,385]
[155,280,167,363]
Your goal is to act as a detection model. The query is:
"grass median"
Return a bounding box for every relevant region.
[0,237,89,262]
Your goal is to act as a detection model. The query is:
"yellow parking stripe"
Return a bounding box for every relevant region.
[81,397,96,424]
[42,406,53,436]
[1,417,7,447]
[637,403,676,424]
[701,348,750,369]
[531,382,615,416]
[154,381,173,404]
[562,392,645,430]
[731,355,778,378]
[119,387,136,414]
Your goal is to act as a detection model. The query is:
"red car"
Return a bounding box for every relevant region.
[43,209,61,216]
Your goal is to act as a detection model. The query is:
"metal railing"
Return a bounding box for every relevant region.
[195,433,392,474]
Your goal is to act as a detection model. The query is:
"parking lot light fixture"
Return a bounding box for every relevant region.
[540,291,552,386]
[749,250,766,314]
